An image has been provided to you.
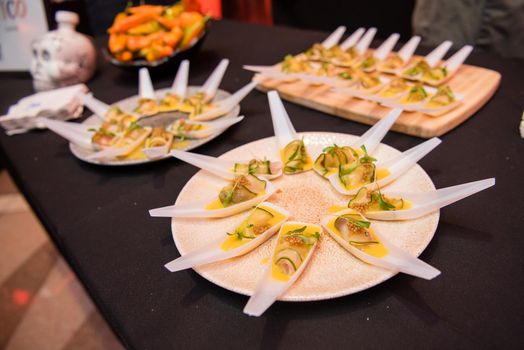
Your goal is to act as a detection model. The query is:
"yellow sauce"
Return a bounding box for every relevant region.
[424,101,450,109]
[376,168,390,180]
[220,205,287,251]
[271,264,291,282]
[205,199,225,210]
[340,168,390,191]
[328,205,346,213]
[260,257,270,265]
[170,140,192,150]
[119,147,147,160]
[326,218,387,258]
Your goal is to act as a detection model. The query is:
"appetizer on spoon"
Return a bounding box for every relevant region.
[164,202,290,272]
[159,59,189,112]
[135,68,160,116]
[321,209,440,279]
[328,137,442,195]
[268,91,313,174]
[314,108,402,177]
[342,178,495,220]
[401,40,452,81]
[170,149,283,180]
[244,222,321,316]
[355,33,400,73]
[188,81,257,121]
[422,45,473,85]
[149,173,276,218]
[377,36,421,74]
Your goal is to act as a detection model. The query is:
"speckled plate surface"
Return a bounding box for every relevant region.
[171,132,439,301]
[69,87,240,166]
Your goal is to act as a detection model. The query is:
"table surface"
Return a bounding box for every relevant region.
[1,20,523,349]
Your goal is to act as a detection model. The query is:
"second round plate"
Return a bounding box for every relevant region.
[170,132,439,301]
[70,86,240,166]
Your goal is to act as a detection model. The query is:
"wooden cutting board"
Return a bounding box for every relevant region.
[254,64,501,138]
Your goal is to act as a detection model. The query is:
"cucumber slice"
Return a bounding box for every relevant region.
[283,140,309,174]
[254,160,272,175]
[234,163,249,174]
[244,174,266,193]
[275,257,297,275]
[231,184,257,204]
[339,163,375,189]
[314,153,328,175]
[218,187,234,207]
[275,248,303,275]
[248,206,274,226]
[335,215,372,242]
[348,187,371,209]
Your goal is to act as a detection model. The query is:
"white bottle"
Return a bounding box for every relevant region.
[30,11,96,91]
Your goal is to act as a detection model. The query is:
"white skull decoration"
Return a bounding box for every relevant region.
[30,11,96,91]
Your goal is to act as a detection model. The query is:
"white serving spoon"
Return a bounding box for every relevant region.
[401,40,453,80]
[423,45,473,85]
[328,137,442,195]
[139,68,156,100]
[164,202,290,272]
[350,108,402,153]
[190,81,257,121]
[198,59,230,103]
[170,116,245,139]
[77,93,112,120]
[243,222,321,316]
[348,178,495,220]
[39,118,94,150]
[339,27,366,51]
[170,149,283,180]
[149,175,276,218]
[171,59,189,99]
[378,36,421,74]
[321,209,440,279]
[321,25,346,49]
[353,27,377,57]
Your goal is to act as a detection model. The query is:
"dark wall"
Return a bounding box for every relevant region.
[272,0,416,40]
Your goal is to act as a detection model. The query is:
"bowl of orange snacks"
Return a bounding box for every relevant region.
[106,2,208,68]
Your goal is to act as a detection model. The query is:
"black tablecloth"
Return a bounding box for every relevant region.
[1,20,523,349]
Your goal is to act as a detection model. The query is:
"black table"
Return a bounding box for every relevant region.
[1,20,523,349]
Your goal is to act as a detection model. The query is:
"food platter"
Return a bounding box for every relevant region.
[69,87,240,166]
[170,132,439,301]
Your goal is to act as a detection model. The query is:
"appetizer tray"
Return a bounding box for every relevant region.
[254,63,500,138]
[171,132,439,301]
[69,87,239,166]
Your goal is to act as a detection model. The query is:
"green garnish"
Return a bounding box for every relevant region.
[338,71,352,80]
[372,190,396,211]
[127,121,142,131]
[340,215,371,229]
[359,145,377,164]
[227,229,255,241]
[349,240,379,245]
[286,226,307,235]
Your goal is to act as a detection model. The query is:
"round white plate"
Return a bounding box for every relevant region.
[171,132,439,301]
[69,86,240,166]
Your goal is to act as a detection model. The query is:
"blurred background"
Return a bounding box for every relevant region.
[41,0,523,58]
